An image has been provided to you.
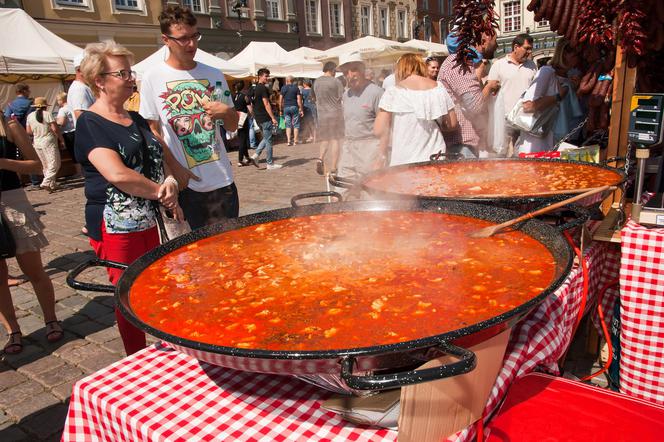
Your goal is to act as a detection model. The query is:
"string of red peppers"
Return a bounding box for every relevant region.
[452,0,498,71]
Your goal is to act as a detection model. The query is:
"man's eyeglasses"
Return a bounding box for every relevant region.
[100,70,137,81]
[164,32,203,45]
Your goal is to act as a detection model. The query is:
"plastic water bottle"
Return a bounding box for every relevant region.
[213,80,233,131]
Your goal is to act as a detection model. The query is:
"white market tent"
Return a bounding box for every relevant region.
[0,9,83,106]
[133,46,250,79]
[314,36,426,70]
[404,39,449,57]
[229,42,322,78]
[288,46,325,60]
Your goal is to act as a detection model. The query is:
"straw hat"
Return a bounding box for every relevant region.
[33,97,48,108]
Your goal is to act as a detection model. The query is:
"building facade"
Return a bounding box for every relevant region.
[493,0,556,62]
[20,1,301,63]
[24,1,164,62]
[295,0,353,50]
[415,0,453,43]
[350,0,417,42]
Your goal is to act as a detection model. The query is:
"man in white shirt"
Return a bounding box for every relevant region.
[67,52,96,122]
[486,34,537,155]
[139,5,239,230]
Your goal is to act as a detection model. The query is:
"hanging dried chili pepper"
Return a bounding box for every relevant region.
[452,0,498,71]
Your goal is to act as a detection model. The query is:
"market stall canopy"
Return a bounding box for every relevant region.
[315,36,423,62]
[229,42,322,77]
[133,46,250,79]
[0,9,82,75]
[403,39,449,56]
[288,46,325,60]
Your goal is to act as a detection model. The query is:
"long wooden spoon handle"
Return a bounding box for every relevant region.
[488,185,614,233]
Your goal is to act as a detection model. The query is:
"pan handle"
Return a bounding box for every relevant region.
[555,204,590,232]
[429,150,463,161]
[66,258,127,293]
[290,191,343,207]
[339,342,476,391]
[328,172,357,189]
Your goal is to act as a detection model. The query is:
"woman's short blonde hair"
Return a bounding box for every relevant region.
[79,41,134,96]
[395,53,428,82]
[550,37,574,71]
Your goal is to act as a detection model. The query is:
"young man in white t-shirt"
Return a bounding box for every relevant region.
[139,5,239,230]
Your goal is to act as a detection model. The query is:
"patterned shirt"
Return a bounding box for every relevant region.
[437,54,488,152]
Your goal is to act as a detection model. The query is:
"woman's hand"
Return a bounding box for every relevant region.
[157,177,179,211]
[522,100,536,113]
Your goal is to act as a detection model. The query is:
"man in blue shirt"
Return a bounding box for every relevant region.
[279,76,304,146]
[4,83,32,128]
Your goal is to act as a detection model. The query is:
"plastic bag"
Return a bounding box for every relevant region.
[278,116,286,130]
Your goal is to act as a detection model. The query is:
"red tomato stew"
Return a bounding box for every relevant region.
[130,211,557,351]
[363,161,623,198]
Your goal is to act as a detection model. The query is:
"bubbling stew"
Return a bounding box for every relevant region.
[363,160,623,198]
[130,211,557,351]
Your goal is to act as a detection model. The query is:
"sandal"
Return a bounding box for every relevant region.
[3,332,23,354]
[315,159,325,176]
[45,320,64,343]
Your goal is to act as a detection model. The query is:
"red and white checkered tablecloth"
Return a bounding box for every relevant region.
[619,220,664,405]
[62,344,395,442]
[62,242,620,442]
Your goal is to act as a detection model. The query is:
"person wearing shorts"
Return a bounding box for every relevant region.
[312,62,344,174]
[279,76,304,146]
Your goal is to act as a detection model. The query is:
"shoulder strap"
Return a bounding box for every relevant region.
[132,116,168,241]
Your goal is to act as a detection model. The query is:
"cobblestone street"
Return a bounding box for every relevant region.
[0,140,327,441]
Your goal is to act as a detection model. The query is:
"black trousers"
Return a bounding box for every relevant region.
[237,124,250,163]
[178,182,239,230]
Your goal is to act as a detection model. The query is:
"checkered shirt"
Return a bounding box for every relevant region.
[437,54,488,151]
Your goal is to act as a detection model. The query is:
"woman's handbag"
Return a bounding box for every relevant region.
[506,98,559,138]
[0,138,16,259]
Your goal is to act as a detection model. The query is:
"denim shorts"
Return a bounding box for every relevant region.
[283,105,300,129]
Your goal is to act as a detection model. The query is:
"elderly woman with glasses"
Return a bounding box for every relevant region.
[75,41,183,355]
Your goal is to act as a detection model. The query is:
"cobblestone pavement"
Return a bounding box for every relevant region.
[0,140,328,441]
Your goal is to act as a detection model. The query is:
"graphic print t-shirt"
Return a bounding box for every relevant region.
[75,111,164,240]
[139,61,233,193]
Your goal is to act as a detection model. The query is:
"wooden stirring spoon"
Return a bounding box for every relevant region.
[470,185,615,238]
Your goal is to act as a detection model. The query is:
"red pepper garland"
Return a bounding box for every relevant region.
[452,0,498,71]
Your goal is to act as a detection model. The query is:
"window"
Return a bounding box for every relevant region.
[422,0,429,11]
[537,19,549,27]
[397,10,406,39]
[360,4,372,36]
[182,0,204,13]
[438,0,444,14]
[447,0,454,15]
[379,7,388,37]
[228,0,249,17]
[55,0,86,5]
[115,0,140,9]
[503,1,521,33]
[266,0,281,19]
[329,1,344,36]
[305,0,320,34]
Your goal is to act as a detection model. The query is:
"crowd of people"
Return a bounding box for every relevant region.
[0,3,594,355]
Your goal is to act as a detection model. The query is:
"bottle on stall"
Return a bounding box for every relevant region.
[212,80,234,132]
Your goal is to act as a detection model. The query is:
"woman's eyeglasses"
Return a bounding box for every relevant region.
[100,70,137,81]
[164,32,203,45]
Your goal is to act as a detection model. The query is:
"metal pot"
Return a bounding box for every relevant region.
[67,199,573,391]
[333,157,625,211]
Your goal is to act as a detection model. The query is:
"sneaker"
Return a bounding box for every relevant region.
[315,159,324,176]
[266,163,283,170]
[249,154,260,168]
